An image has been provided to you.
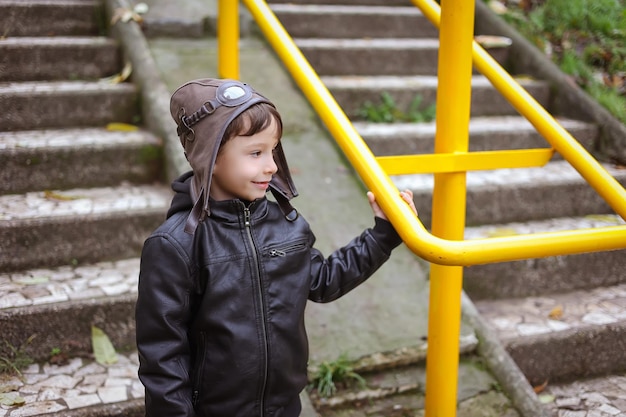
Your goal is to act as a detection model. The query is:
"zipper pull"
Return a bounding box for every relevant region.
[269,249,286,257]
[244,207,251,227]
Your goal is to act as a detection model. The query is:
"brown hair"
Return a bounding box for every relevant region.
[221,102,283,148]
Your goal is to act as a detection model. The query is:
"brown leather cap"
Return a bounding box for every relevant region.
[170,78,298,233]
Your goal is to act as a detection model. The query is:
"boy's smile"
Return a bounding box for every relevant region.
[210,117,280,202]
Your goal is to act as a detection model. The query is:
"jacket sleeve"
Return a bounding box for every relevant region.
[308,216,403,303]
[136,234,197,417]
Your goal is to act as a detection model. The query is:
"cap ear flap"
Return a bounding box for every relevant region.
[270,142,298,200]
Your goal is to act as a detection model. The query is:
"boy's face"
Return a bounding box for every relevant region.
[210,117,280,202]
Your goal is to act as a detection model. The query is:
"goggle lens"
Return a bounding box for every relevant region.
[217,82,253,107]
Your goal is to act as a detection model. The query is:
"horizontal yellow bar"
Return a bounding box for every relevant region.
[376,148,554,175]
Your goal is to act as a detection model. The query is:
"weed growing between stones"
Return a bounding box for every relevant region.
[0,335,35,378]
[309,353,367,398]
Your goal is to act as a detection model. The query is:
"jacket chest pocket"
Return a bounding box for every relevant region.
[264,240,308,258]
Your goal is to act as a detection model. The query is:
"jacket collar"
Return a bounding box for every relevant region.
[207,197,270,225]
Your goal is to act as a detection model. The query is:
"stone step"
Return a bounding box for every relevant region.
[463,214,626,299]
[309,353,516,417]
[353,115,597,156]
[541,373,626,416]
[0,128,163,195]
[0,184,172,273]
[0,37,120,82]
[392,160,626,226]
[0,0,102,37]
[295,38,429,76]
[0,257,142,363]
[0,81,139,131]
[475,282,626,386]
[323,75,550,119]
[294,38,509,77]
[269,4,438,39]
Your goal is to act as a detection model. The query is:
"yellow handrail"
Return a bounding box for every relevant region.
[232,0,626,268]
[410,0,626,220]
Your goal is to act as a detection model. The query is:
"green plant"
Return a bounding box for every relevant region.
[498,0,626,125]
[359,92,436,123]
[0,336,35,378]
[309,353,366,397]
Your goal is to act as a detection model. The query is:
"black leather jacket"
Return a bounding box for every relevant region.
[136,172,403,417]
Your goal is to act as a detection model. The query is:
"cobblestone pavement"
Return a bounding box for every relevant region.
[543,374,626,417]
[0,353,143,417]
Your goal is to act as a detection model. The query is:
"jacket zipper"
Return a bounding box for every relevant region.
[244,206,269,417]
[191,332,206,407]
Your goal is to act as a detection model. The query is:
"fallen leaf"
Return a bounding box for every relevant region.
[92,326,118,365]
[0,392,25,406]
[106,122,139,132]
[533,380,548,393]
[110,7,143,25]
[486,227,518,237]
[538,394,555,404]
[548,305,563,320]
[100,62,132,85]
[43,190,83,201]
[475,35,512,48]
[15,276,49,285]
[584,214,621,223]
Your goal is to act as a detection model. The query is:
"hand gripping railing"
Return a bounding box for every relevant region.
[220,0,626,416]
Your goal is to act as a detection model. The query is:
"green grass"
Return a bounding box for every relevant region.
[359,92,437,124]
[0,336,35,378]
[308,353,366,397]
[493,0,626,124]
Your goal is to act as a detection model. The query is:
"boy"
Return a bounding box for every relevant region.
[136,78,417,417]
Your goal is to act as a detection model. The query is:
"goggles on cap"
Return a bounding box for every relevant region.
[177,80,255,137]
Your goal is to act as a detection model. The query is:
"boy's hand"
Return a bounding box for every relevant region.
[367,189,417,221]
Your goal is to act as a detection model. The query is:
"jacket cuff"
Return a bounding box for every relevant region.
[370,216,403,254]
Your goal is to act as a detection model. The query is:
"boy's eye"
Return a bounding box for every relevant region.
[251,151,261,157]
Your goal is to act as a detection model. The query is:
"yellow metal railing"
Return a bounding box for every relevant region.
[219,0,626,416]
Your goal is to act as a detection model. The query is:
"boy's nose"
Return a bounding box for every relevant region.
[266,157,278,174]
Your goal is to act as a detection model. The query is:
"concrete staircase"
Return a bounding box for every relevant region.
[2,0,625,416]
[0,0,170,415]
[267,0,626,415]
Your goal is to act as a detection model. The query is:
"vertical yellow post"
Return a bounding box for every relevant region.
[217,0,239,79]
[424,0,475,416]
